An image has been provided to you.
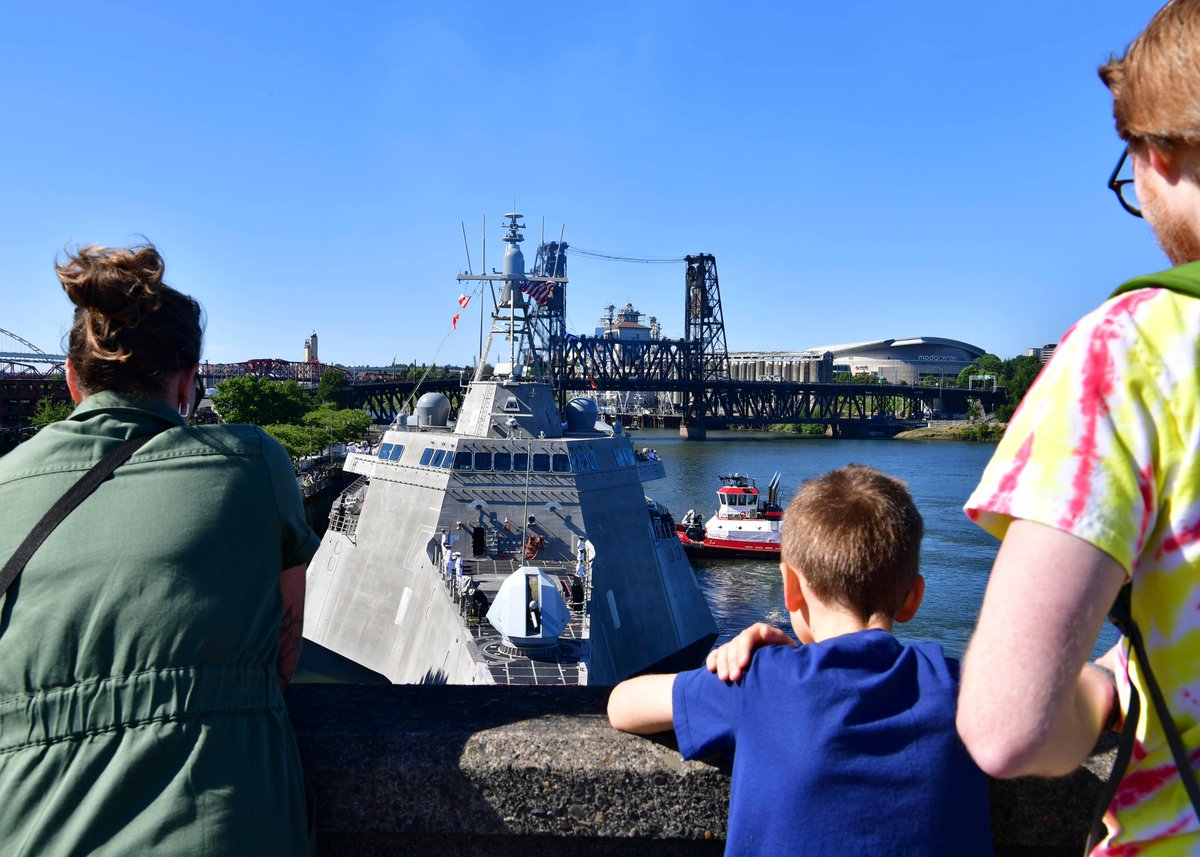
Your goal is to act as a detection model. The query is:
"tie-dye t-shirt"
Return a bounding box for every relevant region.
[965,281,1200,855]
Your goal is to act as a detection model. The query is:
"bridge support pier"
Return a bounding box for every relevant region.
[679,423,706,441]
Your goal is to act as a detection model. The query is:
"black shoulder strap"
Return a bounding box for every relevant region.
[1084,585,1200,853]
[1085,662,1140,854]
[1112,587,1200,811]
[0,432,160,598]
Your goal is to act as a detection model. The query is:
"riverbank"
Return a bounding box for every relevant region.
[894,423,1006,442]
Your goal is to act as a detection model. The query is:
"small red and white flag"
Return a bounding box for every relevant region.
[457,294,471,308]
[452,313,461,330]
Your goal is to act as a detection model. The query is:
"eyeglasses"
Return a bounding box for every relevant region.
[1108,145,1143,218]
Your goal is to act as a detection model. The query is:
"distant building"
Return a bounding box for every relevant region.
[730,337,986,385]
[1027,343,1057,365]
[729,350,834,383]
[303,330,319,363]
[596,303,661,341]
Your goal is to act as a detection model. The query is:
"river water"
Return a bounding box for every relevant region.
[639,429,1119,661]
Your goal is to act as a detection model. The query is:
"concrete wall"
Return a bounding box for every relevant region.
[287,684,1116,856]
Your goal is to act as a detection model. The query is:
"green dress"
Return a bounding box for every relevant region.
[0,392,320,856]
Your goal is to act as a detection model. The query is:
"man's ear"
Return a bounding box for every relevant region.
[781,562,806,613]
[894,574,925,624]
[1148,142,1180,182]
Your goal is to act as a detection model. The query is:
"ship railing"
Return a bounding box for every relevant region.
[299,472,333,498]
[635,458,666,483]
[328,476,369,537]
[649,517,676,542]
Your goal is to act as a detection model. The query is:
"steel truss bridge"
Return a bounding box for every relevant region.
[348,250,1006,434]
[196,359,350,388]
[0,324,351,387]
[349,373,1004,434]
[5,248,1007,438]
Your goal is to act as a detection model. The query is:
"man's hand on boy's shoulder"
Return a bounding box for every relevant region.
[706,623,797,683]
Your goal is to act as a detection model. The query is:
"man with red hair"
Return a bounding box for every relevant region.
[959,2,1200,853]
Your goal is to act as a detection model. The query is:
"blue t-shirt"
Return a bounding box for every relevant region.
[672,630,993,856]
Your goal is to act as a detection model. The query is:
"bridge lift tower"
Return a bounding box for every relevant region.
[530,237,569,394]
[681,254,731,438]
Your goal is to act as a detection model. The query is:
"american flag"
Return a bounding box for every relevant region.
[521,279,555,305]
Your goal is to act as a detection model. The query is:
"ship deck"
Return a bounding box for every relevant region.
[452,557,589,686]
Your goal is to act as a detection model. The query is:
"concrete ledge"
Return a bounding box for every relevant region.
[286,685,1115,856]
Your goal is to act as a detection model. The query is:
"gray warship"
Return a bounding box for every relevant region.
[303,214,718,685]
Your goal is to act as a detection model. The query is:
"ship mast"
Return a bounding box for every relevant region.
[456,213,567,383]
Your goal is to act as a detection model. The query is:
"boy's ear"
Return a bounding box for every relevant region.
[781,562,805,612]
[894,574,925,624]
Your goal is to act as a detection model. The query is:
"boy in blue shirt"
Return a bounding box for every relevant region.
[608,464,993,856]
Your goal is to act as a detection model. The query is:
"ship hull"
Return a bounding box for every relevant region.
[305,418,717,686]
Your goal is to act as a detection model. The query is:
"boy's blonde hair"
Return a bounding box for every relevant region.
[781,465,923,622]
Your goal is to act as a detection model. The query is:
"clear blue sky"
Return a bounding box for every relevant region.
[0,1,1171,368]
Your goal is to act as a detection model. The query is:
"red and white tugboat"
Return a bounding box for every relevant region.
[677,473,783,558]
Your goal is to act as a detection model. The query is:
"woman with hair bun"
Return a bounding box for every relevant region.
[0,243,318,855]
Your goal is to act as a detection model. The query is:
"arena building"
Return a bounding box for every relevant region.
[730,337,987,385]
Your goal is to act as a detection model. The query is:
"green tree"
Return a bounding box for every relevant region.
[210,376,311,426]
[31,396,74,427]
[263,423,322,465]
[993,354,1044,422]
[315,369,352,408]
[1003,355,1043,402]
[303,406,372,447]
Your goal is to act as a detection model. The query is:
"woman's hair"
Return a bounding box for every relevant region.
[58,242,203,397]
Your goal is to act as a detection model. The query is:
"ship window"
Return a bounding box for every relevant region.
[493,451,511,471]
[532,453,550,472]
[442,452,453,469]
[453,451,473,470]
[503,398,520,412]
[431,449,446,467]
[586,450,599,470]
[473,452,492,471]
[378,443,393,460]
[419,447,434,466]
[570,451,587,472]
[389,444,404,461]
[552,453,570,472]
[513,452,529,472]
